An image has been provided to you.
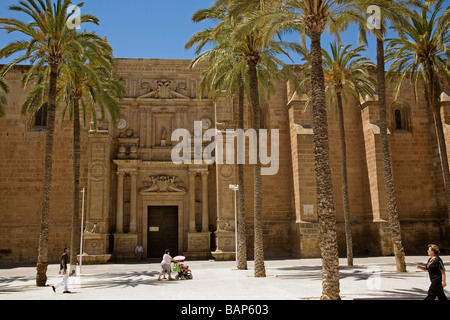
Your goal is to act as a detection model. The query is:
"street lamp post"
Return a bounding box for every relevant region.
[79,188,85,275]
[229,184,239,268]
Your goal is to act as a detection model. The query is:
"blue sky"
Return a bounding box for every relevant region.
[0,0,382,65]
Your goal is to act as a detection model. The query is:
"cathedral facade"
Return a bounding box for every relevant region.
[0,58,449,265]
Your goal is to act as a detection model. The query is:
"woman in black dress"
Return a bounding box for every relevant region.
[417,244,447,300]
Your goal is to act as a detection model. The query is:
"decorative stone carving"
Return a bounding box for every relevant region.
[89,120,109,133]
[201,118,212,130]
[187,232,211,258]
[160,127,168,146]
[216,121,234,130]
[139,81,151,90]
[190,236,208,249]
[140,175,186,193]
[116,117,127,130]
[84,222,99,234]
[138,79,189,99]
[118,129,140,159]
[217,219,232,231]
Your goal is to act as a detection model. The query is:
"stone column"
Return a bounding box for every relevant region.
[129,171,138,233]
[189,171,196,232]
[212,96,237,261]
[116,171,125,233]
[83,129,113,262]
[201,171,209,232]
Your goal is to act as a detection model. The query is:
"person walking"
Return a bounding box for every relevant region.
[158,249,175,281]
[417,244,447,300]
[135,244,143,262]
[52,247,71,293]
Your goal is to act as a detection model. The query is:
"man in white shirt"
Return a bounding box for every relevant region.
[135,244,143,262]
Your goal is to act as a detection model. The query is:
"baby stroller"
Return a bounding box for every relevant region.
[173,256,193,280]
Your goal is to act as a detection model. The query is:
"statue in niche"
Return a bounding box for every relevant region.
[160,127,167,146]
[140,175,186,193]
[216,219,232,232]
[84,222,98,234]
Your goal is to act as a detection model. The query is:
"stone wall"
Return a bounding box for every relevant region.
[0,66,89,265]
[1,62,449,266]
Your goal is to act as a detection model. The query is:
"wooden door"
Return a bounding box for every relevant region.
[147,206,178,258]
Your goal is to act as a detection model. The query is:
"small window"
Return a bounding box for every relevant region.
[391,101,411,132]
[395,109,403,130]
[34,103,47,127]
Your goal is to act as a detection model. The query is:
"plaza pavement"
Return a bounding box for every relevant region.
[0,255,448,301]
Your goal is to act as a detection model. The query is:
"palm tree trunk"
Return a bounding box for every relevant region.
[376,37,406,273]
[36,63,58,286]
[310,32,340,300]
[69,98,81,275]
[237,79,248,270]
[337,91,353,267]
[247,56,266,278]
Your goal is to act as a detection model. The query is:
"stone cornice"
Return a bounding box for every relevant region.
[113,58,209,73]
[120,97,214,106]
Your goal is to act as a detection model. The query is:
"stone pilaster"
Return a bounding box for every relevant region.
[113,160,141,260]
[185,167,211,260]
[83,123,113,262]
[188,171,196,232]
[212,96,236,260]
[116,171,125,233]
[201,171,209,232]
[129,171,138,233]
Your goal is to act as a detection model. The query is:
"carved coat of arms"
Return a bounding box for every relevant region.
[140,175,186,193]
[138,79,189,99]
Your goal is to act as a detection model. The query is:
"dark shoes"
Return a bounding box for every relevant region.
[51,286,71,294]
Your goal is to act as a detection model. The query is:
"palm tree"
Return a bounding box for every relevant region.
[295,41,376,267]
[232,0,373,299]
[0,0,100,286]
[386,0,450,224]
[21,39,124,275]
[61,42,124,275]
[242,29,265,278]
[186,5,250,270]
[229,1,301,278]
[322,43,376,266]
[0,77,9,117]
[349,0,417,273]
[369,1,410,273]
[188,0,299,277]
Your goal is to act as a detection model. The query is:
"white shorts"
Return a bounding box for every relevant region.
[160,263,171,274]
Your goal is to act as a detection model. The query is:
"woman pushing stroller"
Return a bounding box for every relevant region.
[158,249,176,281]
